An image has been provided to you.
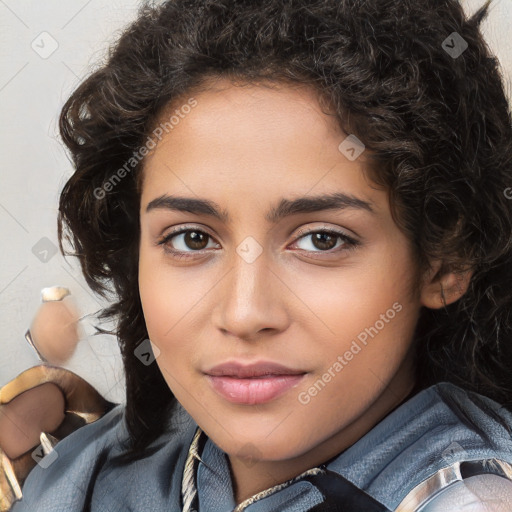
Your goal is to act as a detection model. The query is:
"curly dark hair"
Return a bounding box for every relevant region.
[57,0,512,463]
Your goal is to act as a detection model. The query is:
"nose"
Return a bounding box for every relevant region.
[211,249,290,341]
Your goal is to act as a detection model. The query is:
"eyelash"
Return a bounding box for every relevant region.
[157,225,360,260]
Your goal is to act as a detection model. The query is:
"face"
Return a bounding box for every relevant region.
[138,79,424,471]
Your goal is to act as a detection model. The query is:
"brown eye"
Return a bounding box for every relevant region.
[158,227,220,258]
[309,232,339,251]
[292,229,358,254]
[182,230,209,250]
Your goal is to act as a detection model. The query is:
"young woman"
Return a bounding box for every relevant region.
[8,0,512,510]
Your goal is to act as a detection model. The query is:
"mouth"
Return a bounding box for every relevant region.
[205,374,307,405]
[204,360,307,405]
[204,360,306,378]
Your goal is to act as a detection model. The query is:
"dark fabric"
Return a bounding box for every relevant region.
[301,470,392,512]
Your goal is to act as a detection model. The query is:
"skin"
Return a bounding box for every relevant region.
[138,78,470,504]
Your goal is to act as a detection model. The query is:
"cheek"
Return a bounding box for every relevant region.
[287,256,415,337]
[139,249,177,346]
[138,271,196,394]
[138,253,210,370]
[287,249,420,378]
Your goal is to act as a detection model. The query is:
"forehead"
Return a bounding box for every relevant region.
[151,79,341,148]
[139,79,381,213]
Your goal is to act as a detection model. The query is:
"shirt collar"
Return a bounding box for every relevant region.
[181,427,323,512]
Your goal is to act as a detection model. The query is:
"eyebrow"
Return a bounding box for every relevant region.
[145,192,375,223]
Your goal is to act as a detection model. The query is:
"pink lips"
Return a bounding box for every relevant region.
[204,361,307,405]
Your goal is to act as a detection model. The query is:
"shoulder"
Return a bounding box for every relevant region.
[393,383,512,511]
[348,381,512,511]
[432,382,512,432]
[11,403,127,512]
[419,474,512,511]
[10,401,198,512]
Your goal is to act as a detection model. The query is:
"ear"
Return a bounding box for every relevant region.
[420,260,473,309]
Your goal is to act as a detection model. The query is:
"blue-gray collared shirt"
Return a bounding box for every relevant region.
[11,382,512,511]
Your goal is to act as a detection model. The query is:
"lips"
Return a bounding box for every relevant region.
[204,360,306,378]
[204,360,307,405]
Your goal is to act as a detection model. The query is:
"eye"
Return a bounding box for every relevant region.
[157,226,220,259]
[157,225,360,260]
[290,228,359,256]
